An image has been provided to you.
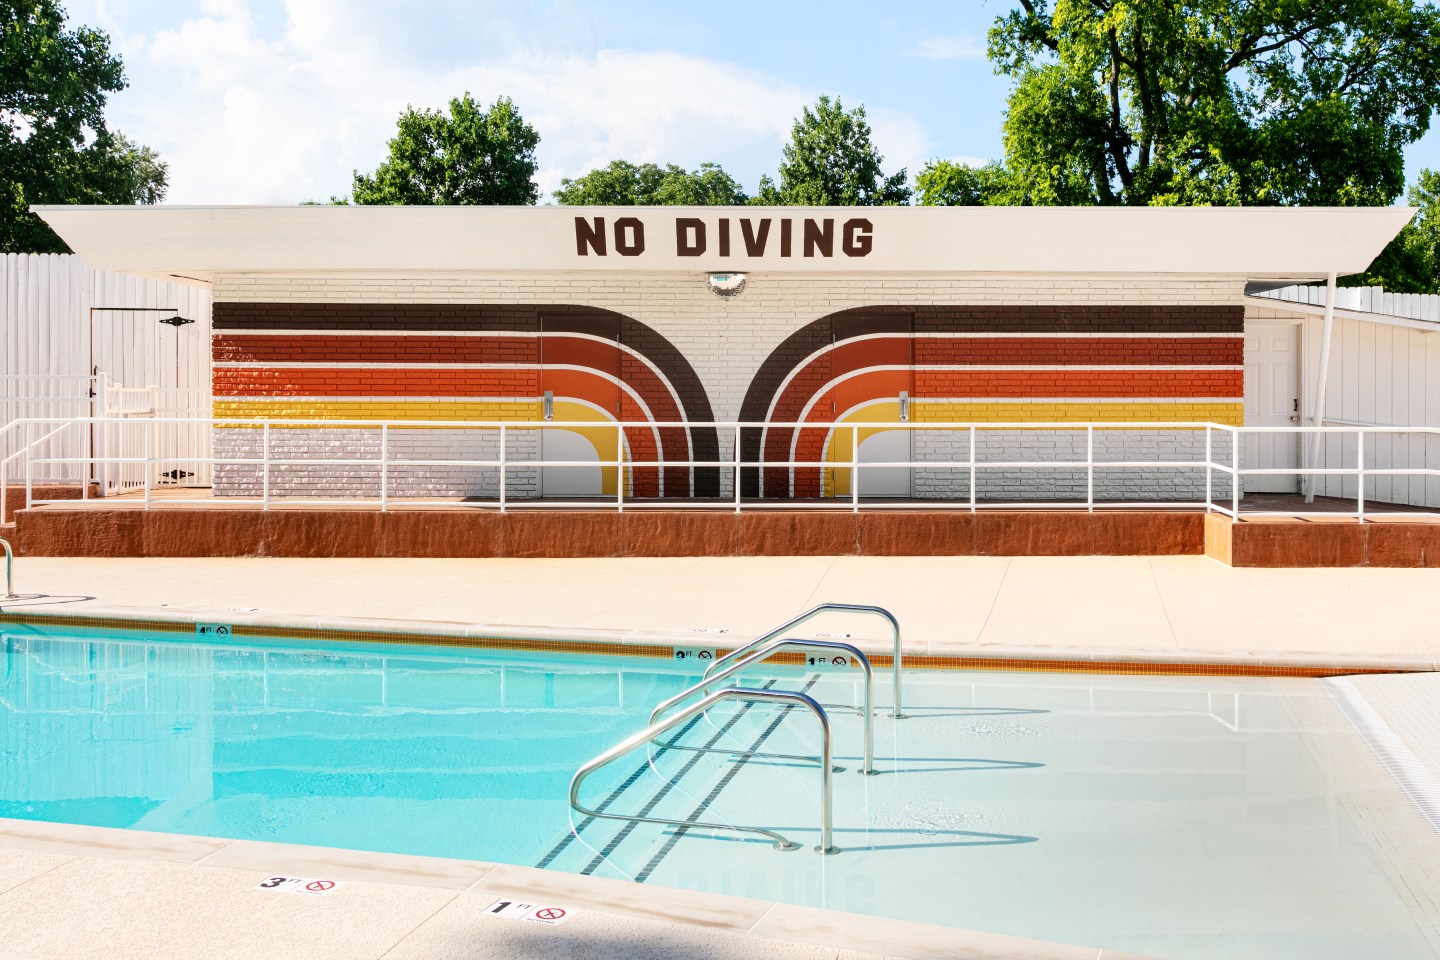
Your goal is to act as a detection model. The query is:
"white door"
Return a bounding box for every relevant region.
[1243,324,1301,493]
[540,429,604,498]
[854,430,913,498]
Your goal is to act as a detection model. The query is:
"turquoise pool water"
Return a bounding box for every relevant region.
[1,624,1437,960]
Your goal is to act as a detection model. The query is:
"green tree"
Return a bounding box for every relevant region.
[988,1,1440,206]
[916,159,1027,205]
[773,96,911,205]
[1347,169,1440,291]
[352,94,539,205]
[553,160,748,205]
[1,0,168,252]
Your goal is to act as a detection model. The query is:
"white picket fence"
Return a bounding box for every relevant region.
[1,254,212,490]
[1253,284,1440,324]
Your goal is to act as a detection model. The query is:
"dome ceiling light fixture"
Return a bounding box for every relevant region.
[707,273,747,299]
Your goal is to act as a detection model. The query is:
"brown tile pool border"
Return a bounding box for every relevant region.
[0,609,1423,678]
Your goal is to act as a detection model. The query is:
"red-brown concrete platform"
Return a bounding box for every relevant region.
[11,503,1439,565]
[10,506,1201,559]
[2,484,96,524]
[1204,513,1440,567]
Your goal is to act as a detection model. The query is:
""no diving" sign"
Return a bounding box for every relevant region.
[485,898,570,925]
[253,875,341,896]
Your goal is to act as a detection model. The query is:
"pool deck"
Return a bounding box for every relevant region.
[3,553,1439,959]
[0,816,1158,960]
[3,553,1439,670]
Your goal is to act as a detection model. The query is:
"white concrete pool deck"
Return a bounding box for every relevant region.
[3,554,1439,960]
[4,554,1440,668]
[0,817,1157,960]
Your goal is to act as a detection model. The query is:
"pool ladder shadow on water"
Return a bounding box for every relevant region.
[568,603,906,857]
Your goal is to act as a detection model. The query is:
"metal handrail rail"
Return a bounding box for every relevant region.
[570,686,838,854]
[704,604,904,720]
[649,637,874,776]
[1,537,14,599]
[10,415,1440,522]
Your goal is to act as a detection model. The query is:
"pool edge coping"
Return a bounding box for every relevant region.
[0,815,1157,960]
[0,601,1435,676]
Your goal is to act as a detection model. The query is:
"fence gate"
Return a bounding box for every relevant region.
[91,307,212,495]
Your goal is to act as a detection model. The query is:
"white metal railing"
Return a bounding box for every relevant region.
[2,416,1439,522]
[1,375,98,485]
[2,378,211,490]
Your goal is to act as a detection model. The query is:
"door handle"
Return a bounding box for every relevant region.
[1289,416,1300,422]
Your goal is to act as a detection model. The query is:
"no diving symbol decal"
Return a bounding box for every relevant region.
[253,875,342,896]
[805,652,852,670]
[485,898,571,925]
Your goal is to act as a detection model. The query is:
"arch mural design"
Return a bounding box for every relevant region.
[211,303,721,498]
[738,305,1245,498]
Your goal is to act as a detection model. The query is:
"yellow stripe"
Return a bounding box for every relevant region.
[822,400,1243,495]
[212,398,627,495]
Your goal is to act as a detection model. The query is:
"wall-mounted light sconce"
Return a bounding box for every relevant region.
[707,273,747,299]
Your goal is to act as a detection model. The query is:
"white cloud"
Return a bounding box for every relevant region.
[86,0,936,204]
[901,36,986,61]
[89,1,868,203]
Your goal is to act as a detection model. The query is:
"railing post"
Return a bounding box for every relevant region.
[261,422,271,511]
[143,419,152,510]
[733,426,742,514]
[968,425,977,513]
[498,424,507,513]
[1,535,14,599]
[1356,429,1365,523]
[1204,425,1213,512]
[616,423,625,513]
[1231,427,1240,517]
[379,423,389,512]
[1086,424,1094,512]
[851,424,859,512]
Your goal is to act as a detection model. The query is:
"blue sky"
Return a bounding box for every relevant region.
[69,1,1440,205]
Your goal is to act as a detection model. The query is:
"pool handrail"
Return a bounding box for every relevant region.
[0,537,13,600]
[704,603,905,719]
[570,686,838,854]
[649,637,874,776]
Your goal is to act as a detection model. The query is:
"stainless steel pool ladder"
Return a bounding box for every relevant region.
[648,637,875,776]
[709,603,906,719]
[0,537,14,600]
[569,687,840,854]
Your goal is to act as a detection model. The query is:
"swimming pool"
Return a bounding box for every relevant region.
[1,624,1437,960]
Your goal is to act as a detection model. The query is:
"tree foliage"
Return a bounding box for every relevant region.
[774,96,911,205]
[1,0,167,252]
[553,160,747,205]
[987,1,1440,206]
[352,94,539,205]
[916,159,1027,205]
[1345,169,1440,291]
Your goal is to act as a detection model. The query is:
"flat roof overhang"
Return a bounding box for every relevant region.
[32,204,1416,286]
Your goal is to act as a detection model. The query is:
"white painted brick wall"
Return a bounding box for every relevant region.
[213,271,1243,423]
[211,272,1243,503]
[213,428,540,499]
[907,429,1235,501]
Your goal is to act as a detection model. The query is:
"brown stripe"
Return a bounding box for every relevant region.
[738,306,1242,494]
[213,303,720,497]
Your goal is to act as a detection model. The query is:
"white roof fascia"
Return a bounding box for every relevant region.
[31,204,1417,284]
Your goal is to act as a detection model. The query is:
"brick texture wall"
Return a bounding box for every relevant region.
[209,272,1245,502]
